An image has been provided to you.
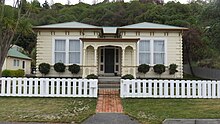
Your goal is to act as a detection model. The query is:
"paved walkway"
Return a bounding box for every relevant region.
[82,113,139,124]
[96,89,123,113]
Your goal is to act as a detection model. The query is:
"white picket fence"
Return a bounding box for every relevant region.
[0,77,98,97]
[120,79,220,98]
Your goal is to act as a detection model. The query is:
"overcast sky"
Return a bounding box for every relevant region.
[5,0,188,6]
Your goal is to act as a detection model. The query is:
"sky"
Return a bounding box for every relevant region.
[5,0,188,6]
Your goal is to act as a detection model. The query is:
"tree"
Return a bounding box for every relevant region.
[183,28,202,76]
[42,0,50,9]
[0,0,32,77]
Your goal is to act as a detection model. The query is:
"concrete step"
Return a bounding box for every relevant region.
[98,76,121,83]
[98,83,120,89]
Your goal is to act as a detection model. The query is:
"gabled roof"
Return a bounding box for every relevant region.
[119,22,187,30]
[102,27,118,34]
[34,21,101,29]
[8,47,31,60]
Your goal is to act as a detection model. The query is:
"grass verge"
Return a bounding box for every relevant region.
[0,97,96,123]
[122,99,220,124]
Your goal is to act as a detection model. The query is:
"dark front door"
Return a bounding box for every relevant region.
[105,49,114,73]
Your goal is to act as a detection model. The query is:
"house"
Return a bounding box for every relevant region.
[34,21,187,78]
[3,46,32,74]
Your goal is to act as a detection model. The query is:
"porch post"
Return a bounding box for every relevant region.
[133,49,136,78]
[94,48,97,66]
[122,48,125,76]
[94,48,97,75]
[83,49,86,78]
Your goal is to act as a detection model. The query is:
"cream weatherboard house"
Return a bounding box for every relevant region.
[3,46,31,74]
[34,21,187,78]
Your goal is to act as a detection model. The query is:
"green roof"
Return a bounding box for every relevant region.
[34,21,187,32]
[35,21,101,29]
[119,22,187,30]
[8,47,31,60]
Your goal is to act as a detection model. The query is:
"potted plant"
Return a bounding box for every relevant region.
[169,64,178,75]
[38,63,50,76]
[86,74,98,79]
[138,64,150,77]
[153,64,165,77]
[54,62,65,76]
[68,64,80,74]
[121,74,134,80]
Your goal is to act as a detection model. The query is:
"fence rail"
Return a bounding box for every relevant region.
[120,79,220,98]
[0,78,98,97]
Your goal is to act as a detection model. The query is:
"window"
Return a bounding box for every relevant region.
[139,40,150,64]
[69,40,80,64]
[55,39,66,63]
[13,59,20,66]
[54,38,81,64]
[13,60,16,66]
[138,39,165,65]
[154,40,165,64]
[22,61,25,69]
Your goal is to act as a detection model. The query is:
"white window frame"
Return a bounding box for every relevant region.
[52,37,82,65]
[137,37,167,66]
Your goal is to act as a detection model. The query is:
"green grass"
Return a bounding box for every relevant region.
[122,99,220,124]
[0,97,96,123]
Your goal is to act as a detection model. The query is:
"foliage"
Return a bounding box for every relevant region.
[68,64,80,74]
[121,74,134,80]
[169,64,178,75]
[2,69,24,77]
[86,74,98,79]
[54,62,65,73]
[153,64,165,74]
[38,63,50,75]
[138,64,150,74]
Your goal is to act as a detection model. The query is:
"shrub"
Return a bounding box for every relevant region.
[153,64,165,75]
[121,74,134,80]
[15,69,25,77]
[68,64,80,74]
[2,69,24,77]
[169,64,178,75]
[138,64,150,74]
[54,62,65,73]
[86,74,98,79]
[38,63,50,75]
[2,70,11,77]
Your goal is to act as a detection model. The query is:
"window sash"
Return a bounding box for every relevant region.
[153,40,165,64]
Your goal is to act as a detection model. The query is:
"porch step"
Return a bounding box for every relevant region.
[98,76,121,83]
[98,82,120,89]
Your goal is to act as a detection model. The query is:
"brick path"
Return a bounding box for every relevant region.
[96,89,123,113]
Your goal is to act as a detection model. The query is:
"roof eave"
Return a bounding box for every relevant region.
[118,28,188,31]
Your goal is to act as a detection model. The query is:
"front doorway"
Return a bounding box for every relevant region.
[105,49,114,73]
[98,46,121,76]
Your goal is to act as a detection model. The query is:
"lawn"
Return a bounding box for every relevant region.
[122,99,220,124]
[0,97,96,123]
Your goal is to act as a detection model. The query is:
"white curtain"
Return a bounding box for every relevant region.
[69,40,80,64]
[55,39,66,63]
[154,40,164,64]
[139,40,150,64]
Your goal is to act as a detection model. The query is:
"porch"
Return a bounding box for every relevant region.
[81,38,139,78]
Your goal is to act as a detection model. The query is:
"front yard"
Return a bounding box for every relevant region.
[123,99,220,124]
[0,97,96,123]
